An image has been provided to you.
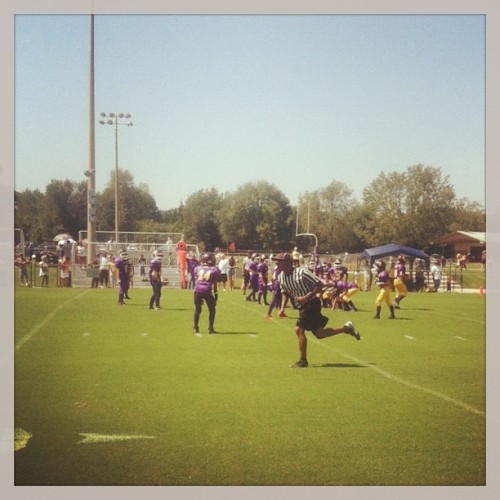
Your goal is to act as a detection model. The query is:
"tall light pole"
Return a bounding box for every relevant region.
[86,14,96,265]
[99,112,133,243]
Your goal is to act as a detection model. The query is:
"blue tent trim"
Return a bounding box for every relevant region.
[360,243,430,264]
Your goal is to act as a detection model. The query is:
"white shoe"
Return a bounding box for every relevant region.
[344,321,361,340]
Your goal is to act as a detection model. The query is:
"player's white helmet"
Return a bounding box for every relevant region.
[119,251,129,260]
[153,250,164,262]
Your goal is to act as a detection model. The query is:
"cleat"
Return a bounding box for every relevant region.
[193,326,199,333]
[344,321,361,340]
[208,328,217,334]
[289,359,308,368]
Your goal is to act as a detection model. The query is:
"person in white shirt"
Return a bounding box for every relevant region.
[99,252,110,288]
[430,259,442,292]
[217,254,230,291]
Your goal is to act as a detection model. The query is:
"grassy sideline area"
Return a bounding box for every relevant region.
[14,285,485,486]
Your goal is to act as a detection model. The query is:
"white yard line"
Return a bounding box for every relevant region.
[15,290,90,352]
[209,297,486,417]
[313,339,485,416]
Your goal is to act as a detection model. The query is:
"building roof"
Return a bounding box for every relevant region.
[433,231,486,245]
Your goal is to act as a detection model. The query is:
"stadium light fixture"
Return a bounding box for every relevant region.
[99,112,133,243]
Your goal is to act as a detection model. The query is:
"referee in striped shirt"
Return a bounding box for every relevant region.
[273,252,361,368]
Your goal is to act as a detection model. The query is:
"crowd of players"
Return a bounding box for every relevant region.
[112,248,410,319]
[110,248,409,330]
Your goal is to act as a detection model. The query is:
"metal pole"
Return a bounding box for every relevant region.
[307,199,310,233]
[87,14,97,264]
[115,116,119,244]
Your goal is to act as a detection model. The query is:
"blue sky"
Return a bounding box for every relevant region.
[14,14,485,209]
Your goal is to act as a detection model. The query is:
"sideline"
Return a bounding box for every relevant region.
[15,289,91,352]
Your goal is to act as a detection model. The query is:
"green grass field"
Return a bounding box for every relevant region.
[14,284,486,486]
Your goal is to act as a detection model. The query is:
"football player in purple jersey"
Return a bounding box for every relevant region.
[266,263,287,318]
[187,251,200,290]
[333,279,359,312]
[193,252,221,334]
[114,251,130,306]
[149,250,164,310]
[257,254,269,305]
[374,260,395,319]
[329,258,348,281]
[393,255,408,309]
[245,254,260,302]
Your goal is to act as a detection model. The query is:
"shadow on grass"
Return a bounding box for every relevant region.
[312,362,368,369]
[214,331,260,336]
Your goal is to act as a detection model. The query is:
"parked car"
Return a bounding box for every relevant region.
[33,241,60,264]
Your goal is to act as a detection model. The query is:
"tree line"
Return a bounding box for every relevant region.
[14,164,485,255]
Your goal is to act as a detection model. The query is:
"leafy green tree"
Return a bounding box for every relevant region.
[159,206,183,230]
[180,188,223,250]
[448,198,485,233]
[361,165,457,249]
[296,181,362,253]
[14,189,46,243]
[218,181,294,251]
[42,179,87,239]
[97,169,161,232]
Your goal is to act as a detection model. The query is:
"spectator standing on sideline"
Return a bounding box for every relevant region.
[108,255,117,288]
[273,252,360,368]
[241,251,252,295]
[373,260,395,319]
[431,259,442,292]
[76,241,86,268]
[362,259,372,291]
[139,254,147,281]
[292,247,300,267]
[59,256,72,288]
[15,254,30,286]
[126,258,134,295]
[480,249,486,271]
[39,255,49,287]
[89,258,100,288]
[99,252,110,288]
[193,252,220,334]
[227,254,237,291]
[217,253,230,291]
[165,237,174,266]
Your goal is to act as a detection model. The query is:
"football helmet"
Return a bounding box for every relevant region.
[200,252,215,266]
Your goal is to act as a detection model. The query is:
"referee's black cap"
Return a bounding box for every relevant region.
[272,252,292,261]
